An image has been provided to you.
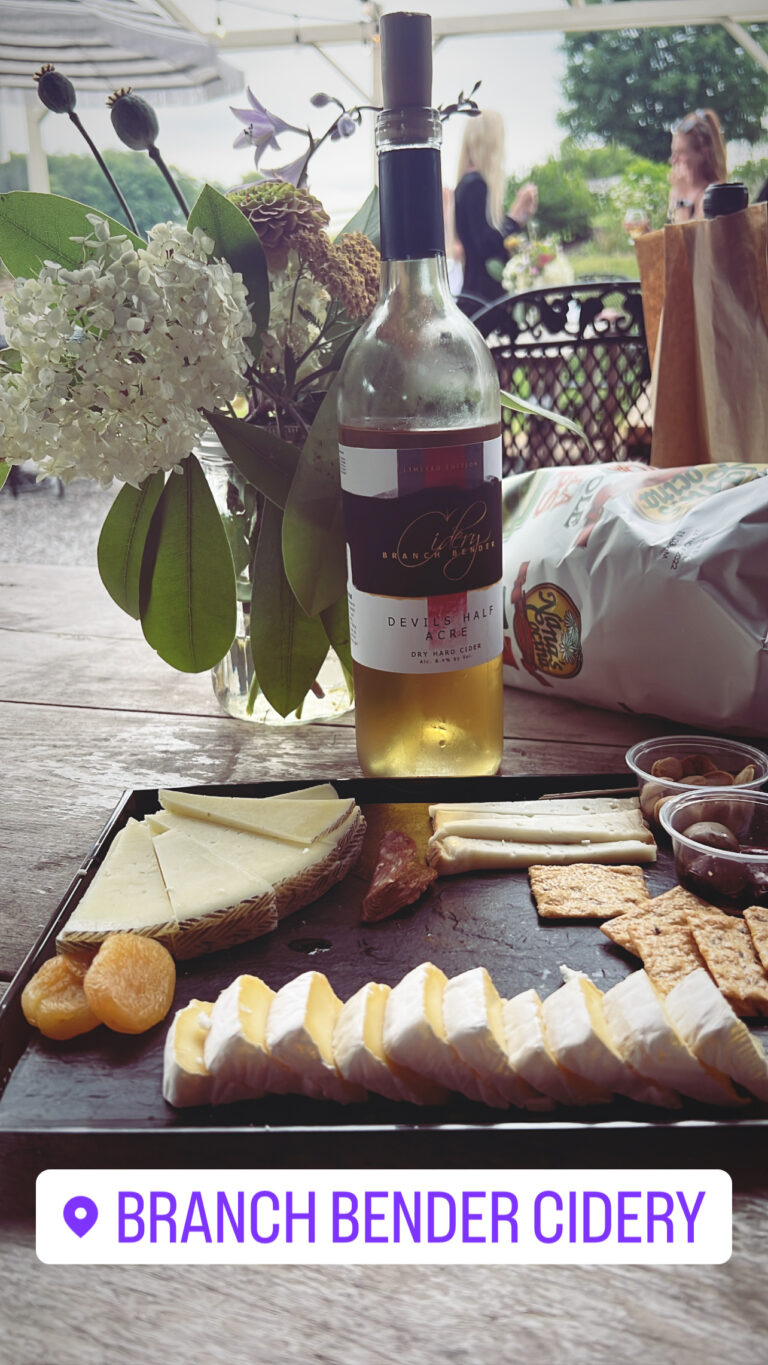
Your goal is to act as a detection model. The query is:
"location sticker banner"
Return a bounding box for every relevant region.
[37,1169,732,1266]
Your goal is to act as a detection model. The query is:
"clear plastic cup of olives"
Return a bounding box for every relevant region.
[625,735,768,836]
[659,788,768,910]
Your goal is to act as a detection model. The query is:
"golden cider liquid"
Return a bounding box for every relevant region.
[340,422,504,779]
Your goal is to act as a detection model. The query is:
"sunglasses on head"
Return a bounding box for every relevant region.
[676,110,708,133]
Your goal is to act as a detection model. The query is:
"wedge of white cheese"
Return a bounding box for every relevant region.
[381,962,497,1103]
[428,834,656,875]
[542,976,678,1107]
[602,970,743,1107]
[158,789,355,845]
[502,988,599,1106]
[333,982,428,1103]
[203,974,297,1104]
[664,968,768,1103]
[57,818,178,956]
[275,784,339,801]
[151,828,277,959]
[163,1000,214,1107]
[266,971,366,1104]
[442,967,553,1109]
[146,807,365,921]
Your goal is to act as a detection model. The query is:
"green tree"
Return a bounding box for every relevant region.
[508,157,595,242]
[560,8,768,162]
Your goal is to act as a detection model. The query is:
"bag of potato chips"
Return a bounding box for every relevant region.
[501,462,768,732]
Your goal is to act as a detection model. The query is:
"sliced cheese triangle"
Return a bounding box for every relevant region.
[57,818,177,955]
[602,970,743,1107]
[381,962,493,1103]
[502,988,595,1106]
[664,968,768,1103]
[151,828,277,958]
[333,981,433,1103]
[163,1000,214,1108]
[203,975,296,1103]
[443,968,553,1110]
[266,971,366,1104]
[158,789,354,845]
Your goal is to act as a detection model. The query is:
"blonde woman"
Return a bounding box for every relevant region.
[453,109,537,310]
[669,109,727,222]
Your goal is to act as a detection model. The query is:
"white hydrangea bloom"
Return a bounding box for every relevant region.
[0,218,254,486]
[260,254,330,379]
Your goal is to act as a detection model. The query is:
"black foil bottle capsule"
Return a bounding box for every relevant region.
[337,10,504,778]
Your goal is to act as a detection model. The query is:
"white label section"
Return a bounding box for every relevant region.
[348,574,503,675]
[339,438,501,497]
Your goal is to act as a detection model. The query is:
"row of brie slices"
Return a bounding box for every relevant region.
[163,959,768,1111]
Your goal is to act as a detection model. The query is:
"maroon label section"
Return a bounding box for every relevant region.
[343,478,502,599]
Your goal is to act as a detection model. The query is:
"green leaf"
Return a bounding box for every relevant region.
[0,464,8,492]
[187,184,269,350]
[203,409,299,510]
[321,593,354,700]
[282,378,346,617]
[336,187,380,250]
[0,191,144,276]
[0,348,21,374]
[97,471,165,619]
[139,455,236,673]
[501,387,592,451]
[250,499,330,717]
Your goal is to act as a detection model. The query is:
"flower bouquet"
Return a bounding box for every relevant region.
[500,235,574,295]
[0,73,381,720]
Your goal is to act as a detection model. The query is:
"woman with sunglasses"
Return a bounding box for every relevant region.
[669,109,728,222]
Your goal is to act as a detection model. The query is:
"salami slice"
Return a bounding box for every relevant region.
[361,830,437,922]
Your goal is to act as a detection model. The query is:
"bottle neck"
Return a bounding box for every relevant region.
[376,107,446,262]
[379,256,453,307]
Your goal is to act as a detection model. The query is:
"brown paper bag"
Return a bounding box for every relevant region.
[636,204,768,468]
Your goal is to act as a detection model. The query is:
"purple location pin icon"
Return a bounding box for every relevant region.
[63,1195,98,1238]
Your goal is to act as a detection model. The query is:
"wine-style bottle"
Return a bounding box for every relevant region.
[337,10,504,777]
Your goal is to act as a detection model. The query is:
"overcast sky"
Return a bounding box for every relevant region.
[0,0,567,226]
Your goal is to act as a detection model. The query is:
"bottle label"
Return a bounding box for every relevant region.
[339,434,503,674]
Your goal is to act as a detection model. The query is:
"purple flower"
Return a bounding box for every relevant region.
[337,113,357,138]
[229,87,301,140]
[263,150,311,187]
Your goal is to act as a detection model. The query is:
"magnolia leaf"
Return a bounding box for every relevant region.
[139,455,236,673]
[321,593,354,699]
[0,464,8,492]
[0,347,21,374]
[282,377,346,617]
[203,409,299,510]
[501,387,592,450]
[0,192,144,277]
[250,499,330,717]
[97,471,165,619]
[337,187,380,249]
[187,184,269,351]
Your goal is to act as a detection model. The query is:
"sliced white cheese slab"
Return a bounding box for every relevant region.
[443,968,553,1110]
[664,968,768,1103]
[602,970,743,1107]
[382,962,492,1103]
[266,971,365,1104]
[162,1000,214,1107]
[431,811,652,844]
[57,818,177,953]
[427,834,656,874]
[158,789,355,846]
[502,989,597,1106]
[146,807,364,920]
[429,798,640,818]
[333,982,427,1103]
[151,828,277,958]
[204,974,296,1104]
[542,976,677,1107]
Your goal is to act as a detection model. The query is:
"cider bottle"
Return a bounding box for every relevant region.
[337,10,504,777]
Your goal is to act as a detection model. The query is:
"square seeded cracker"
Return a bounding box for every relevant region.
[688,916,768,1018]
[627,919,708,995]
[529,863,649,919]
[601,886,716,954]
[744,906,768,973]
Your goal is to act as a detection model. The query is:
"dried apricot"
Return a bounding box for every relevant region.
[84,933,176,1034]
[21,954,101,1041]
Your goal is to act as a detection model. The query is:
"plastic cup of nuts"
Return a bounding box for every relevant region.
[660,788,768,911]
[624,735,768,836]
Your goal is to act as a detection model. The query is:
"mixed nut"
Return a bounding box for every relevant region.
[638,751,757,827]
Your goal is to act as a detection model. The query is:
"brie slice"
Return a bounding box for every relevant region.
[162,1000,214,1107]
[204,974,294,1103]
[664,968,768,1103]
[266,971,366,1103]
[443,967,553,1109]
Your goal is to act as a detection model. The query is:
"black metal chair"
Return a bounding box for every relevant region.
[470,280,652,474]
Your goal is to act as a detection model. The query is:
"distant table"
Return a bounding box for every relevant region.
[1,564,765,1363]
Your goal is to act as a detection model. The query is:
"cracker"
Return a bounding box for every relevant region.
[688,918,768,1017]
[529,863,649,919]
[744,906,768,973]
[600,885,712,953]
[627,919,707,995]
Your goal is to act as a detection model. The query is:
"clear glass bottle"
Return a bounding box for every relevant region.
[337,11,503,778]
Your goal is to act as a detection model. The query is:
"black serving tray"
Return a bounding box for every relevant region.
[2,774,767,1162]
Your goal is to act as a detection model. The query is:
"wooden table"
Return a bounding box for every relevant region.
[2,564,766,1361]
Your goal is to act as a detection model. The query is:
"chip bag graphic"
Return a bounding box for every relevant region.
[505,563,582,687]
